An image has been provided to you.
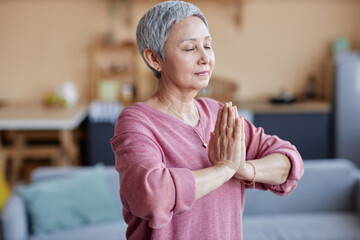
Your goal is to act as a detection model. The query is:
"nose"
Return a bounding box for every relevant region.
[198,47,210,65]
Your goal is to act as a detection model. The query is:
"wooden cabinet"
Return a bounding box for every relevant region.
[234,101,332,159]
[253,113,331,159]
[89,42,142,104]
[86,121,115,166]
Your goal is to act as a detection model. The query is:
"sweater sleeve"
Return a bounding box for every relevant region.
[111,131,196,229]
[244,119,304,196]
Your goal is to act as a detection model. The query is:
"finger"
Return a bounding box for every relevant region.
[221,103,229,135]
[210,131,217,146]
[217,136,221,161]
[214,106,224,136]
[208,132,214,146]
[228,106,236,126]
[226,106,234,136]
[241,117,245,142]
[234,117,246,166]
[229,102,233,129]
[220,133,228,161]
[238,117,245,150]
[234,115,242,139]
[234,106,240,137]
[240,117,246,160]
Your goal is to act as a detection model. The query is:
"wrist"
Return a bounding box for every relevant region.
[214,162,237,178]
[234,162,253,180]
[239,161,257,191]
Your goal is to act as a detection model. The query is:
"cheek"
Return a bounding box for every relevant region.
[172,57,195,73]
[210,54,215,70]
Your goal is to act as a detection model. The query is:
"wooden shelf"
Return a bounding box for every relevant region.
[113,0,243,27]
[99,71,134,79]
[89,42,141,102]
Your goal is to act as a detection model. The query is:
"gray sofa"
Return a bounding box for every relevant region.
[1,167,127,240]
[243,158,360,240]
[1,159,360,240]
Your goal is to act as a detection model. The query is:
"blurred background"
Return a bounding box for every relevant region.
[0,0,359,183]
[0,0,359,103]
[1,0,360,239]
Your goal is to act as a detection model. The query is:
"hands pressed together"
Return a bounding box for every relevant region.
[208,102,253,181]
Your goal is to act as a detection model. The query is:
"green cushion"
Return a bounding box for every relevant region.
[17,165,121,235]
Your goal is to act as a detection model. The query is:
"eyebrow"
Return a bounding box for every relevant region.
[181,35,212,43]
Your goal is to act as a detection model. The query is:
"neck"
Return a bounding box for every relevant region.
[156,82,198,111]
[155,85,200,127]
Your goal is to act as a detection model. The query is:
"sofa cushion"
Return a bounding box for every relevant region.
[243,212,360,240]
[30,166,123,216]
[29,220,127,240]
[244,159,359,216]
[17,165,121,235]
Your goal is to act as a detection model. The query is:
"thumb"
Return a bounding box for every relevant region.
[209,132,215,146]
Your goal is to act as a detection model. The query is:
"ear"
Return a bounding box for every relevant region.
[143,48,163,72]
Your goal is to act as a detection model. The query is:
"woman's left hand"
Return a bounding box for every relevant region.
[230,107,255,181]
[232,109,251,181]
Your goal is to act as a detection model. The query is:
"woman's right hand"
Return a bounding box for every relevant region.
[208,102,244,174]
[192,102,246,200]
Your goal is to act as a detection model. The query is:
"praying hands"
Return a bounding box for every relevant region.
[208,102,254,182]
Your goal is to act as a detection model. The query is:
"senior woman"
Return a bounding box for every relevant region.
[111,1,304,239]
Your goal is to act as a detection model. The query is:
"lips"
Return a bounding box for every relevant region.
[195,71,209,76]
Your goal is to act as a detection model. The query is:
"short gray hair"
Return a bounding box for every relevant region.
[136,0,208,79]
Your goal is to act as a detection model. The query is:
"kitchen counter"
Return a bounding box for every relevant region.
[233,101,331,114]
[0,103,87,130]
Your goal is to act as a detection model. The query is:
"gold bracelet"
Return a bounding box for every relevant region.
[241,161,256,192]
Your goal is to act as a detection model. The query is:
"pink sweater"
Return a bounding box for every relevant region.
[111,98,304,240]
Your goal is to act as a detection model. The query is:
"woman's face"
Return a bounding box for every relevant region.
[159,16,215,92]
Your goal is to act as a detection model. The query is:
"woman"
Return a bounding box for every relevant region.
[111,1,304,239]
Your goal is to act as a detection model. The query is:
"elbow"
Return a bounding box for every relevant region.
[267,153,302,196]
[146,203,173,229]
[124,189,175,229]
[279,168,290,184]
[132,196,173,229]
[278,155,292,184]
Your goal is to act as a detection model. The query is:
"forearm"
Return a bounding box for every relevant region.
[237,153,291,185]
[192,164,235,200]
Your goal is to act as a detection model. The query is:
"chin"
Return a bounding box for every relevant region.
[197,76,210,86]
[187,75,210,92]
[193,80,209,91]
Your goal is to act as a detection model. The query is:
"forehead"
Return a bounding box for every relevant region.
[166,16,210,44]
